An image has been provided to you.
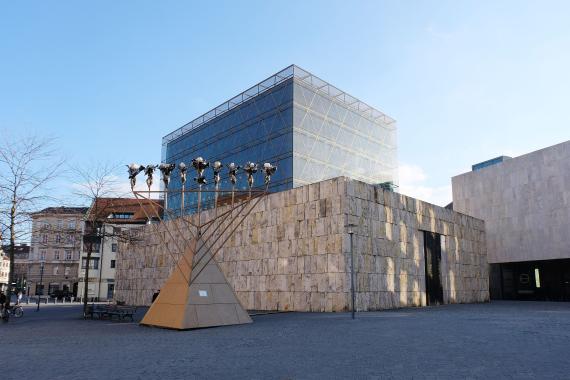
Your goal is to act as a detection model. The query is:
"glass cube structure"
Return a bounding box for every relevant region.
[162,65,397,214]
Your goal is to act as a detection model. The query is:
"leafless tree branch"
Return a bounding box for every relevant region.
[0,133,65,306]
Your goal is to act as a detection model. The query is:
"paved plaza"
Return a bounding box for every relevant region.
[3,301,570,379]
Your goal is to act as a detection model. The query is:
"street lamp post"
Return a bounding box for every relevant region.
[36,261,45,312]
[346,223,357,319]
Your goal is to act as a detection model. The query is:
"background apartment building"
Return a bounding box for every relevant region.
[29,207,88,297]
[1,243,30,293]
[77,198,161,301]
[0,251,9,291]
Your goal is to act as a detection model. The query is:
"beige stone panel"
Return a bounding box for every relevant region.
[293,291,309,311]
[278,291,293,311]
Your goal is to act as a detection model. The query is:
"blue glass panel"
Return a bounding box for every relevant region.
[164,80,294,216]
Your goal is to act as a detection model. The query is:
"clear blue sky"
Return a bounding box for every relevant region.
[1,1,569,206]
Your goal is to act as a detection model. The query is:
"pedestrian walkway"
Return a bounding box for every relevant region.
[3,301,570,379]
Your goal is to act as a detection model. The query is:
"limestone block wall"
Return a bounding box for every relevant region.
[345,180,488,310]
[116,177,489,311]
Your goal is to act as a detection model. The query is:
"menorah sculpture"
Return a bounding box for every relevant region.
[128,159,276,330]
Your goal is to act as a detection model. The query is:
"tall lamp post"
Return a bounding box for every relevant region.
[346,223,357,319]
[36,260,45,312]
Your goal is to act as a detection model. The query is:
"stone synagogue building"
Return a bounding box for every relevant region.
[115,177,489,312]
[115,66,489,313]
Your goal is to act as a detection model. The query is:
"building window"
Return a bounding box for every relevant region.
[40,250,46,260]
[48,283,59,295]
[57,219,63,229]
[68,221,75,229]
[56,234,62,243]
[111,243,117,253]
[108,212,134,219]
[85,242,101,253]
[65,250,72,260]
[66,235,74,244]
[54,250,60,260]
[42,234,48,244]
[110,260,116,269]
[81,257,99,270]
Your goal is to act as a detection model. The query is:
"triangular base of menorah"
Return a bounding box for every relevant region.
[140,240,252,330]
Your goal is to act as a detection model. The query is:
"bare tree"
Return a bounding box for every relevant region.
[72,163,120,317]
[72,163,144,317]
[0,135,64,307]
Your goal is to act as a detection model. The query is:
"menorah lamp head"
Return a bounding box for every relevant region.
[178,162,188,185]
[127,163,145,189]
[158,163,176,189]
[262,162,277,185]
[243,162,258,188]
[212,161,223,186]
[192,157,209,175]
[194,175,207,186]
[144,164,157,189]
[227,162,240,186]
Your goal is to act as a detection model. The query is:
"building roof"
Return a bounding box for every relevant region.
[1,244,30,258]
[32,206,89,217]
[87,198,164,224]
[162,64,396,146]
[471,156,511,171]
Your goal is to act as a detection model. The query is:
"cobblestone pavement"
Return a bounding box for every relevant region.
[3,301,570,379]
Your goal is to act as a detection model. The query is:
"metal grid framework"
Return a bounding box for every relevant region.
[162,65,395,147]
[292,80,398,187]
[160,65,398,216]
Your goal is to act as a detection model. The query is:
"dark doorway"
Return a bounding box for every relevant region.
[492,259,570,301]
[107,284,114,300]
[424,231,444,305]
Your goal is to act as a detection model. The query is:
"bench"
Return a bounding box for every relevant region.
[86,304,137,322]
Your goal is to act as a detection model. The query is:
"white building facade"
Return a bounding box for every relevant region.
[77,198,159,302]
